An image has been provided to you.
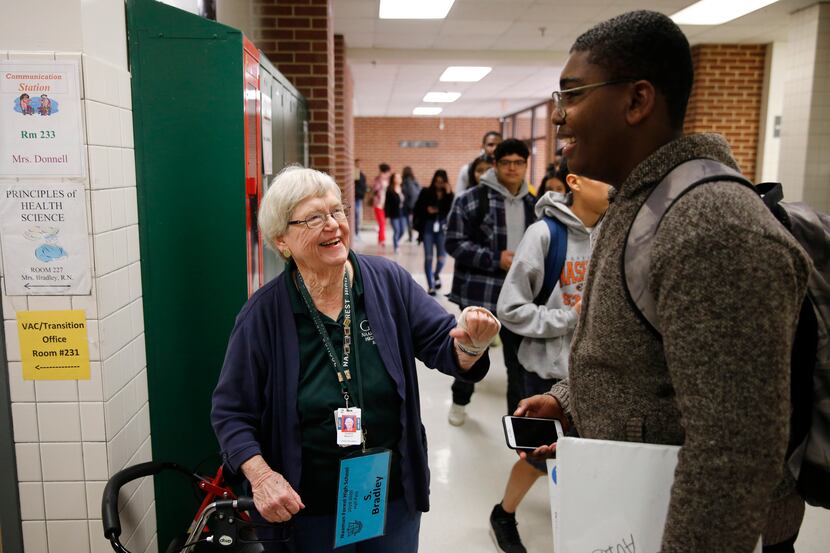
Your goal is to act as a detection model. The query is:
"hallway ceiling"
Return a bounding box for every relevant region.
[334,0,815,117]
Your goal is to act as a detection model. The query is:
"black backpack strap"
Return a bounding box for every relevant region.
[623,159,753,335]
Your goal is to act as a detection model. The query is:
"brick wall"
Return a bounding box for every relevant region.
[335,34,355,226]
[251,0,336,175]
[354,117,501,196]
[685,44,767,181]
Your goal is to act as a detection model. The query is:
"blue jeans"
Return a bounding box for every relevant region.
[391,216,407,251]
[421,223,446,289]
[354,198,363,236]
[292,499,421,552]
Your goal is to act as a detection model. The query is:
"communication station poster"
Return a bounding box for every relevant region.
[0,59,85,177]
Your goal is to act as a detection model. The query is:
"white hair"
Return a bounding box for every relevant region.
[258,165,341,253]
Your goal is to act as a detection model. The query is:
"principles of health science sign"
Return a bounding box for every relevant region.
[0,59,85,177]
[0,182,91,295]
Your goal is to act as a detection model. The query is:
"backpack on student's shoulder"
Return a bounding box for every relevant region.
[536,217,568,305]
[622,158,830,508]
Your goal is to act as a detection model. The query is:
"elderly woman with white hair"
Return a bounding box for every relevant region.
[212,166,500,552]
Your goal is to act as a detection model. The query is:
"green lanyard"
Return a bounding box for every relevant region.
[296,269,363,410]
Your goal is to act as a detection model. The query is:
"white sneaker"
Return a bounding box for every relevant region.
[448,403,466,426]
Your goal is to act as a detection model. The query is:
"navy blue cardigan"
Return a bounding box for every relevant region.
[211,253,489,514]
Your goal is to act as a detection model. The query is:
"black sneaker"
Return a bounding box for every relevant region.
[434,277,442,290]
[489,504,526,553]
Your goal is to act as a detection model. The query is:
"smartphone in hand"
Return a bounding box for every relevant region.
[502,415,563,451]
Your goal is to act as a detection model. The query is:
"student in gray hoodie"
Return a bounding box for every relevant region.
[488,168,610,553]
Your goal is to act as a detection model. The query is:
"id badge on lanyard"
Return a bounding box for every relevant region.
[334,448,391,548]
[335,407,363,446]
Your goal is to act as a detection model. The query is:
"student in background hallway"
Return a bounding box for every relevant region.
[353,158,367,239]
[490,168,610,553]
[372,163,391,247]
[385,172,407,253]
[413,169,454,295]
[445,139,536,426]
[465,153,495,190]
[456,131,503,194]
[519,11,810,553]
[402,166,421,242]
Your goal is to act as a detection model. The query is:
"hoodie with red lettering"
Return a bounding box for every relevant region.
[496,191,599,380]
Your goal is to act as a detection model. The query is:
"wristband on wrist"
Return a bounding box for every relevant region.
[456,341,485,357]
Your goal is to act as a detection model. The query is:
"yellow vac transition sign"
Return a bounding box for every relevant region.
[17,310,90,380]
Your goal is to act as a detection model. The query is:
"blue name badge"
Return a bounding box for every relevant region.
[334,449,391,548]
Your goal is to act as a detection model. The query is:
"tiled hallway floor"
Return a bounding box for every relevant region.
[353,226,830,553]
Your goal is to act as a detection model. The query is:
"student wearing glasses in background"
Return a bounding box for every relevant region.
[445,139,537,428]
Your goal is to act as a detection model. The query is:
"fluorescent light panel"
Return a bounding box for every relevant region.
[671,0,779,25]
[439,66,492,82]
[379,0,455,19]
[423,92,461,103]
[413,107,443,115]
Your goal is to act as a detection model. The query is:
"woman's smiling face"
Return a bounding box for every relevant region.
[276,192,350,274]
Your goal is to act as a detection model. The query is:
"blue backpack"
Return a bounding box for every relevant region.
[535,216,568,305]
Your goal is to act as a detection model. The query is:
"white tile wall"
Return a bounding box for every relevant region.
[108,146,126,189]
[85,481,106,518]
[28,296,72,311]
[89,518,112,553]
[8,361,35,402]
[5,9,151,550]
[100,302,137,360]
[35,379,78,402]
[85,101,122,148]
[36,402,82,442]
[779,3,830,212]
[2,283,29,313]
[22,520,48,553]
[88,145,109,189]
[83,443,108,481]
[44,482,87,519]
[97,266,131,318]
[47,519,91,553]
[123,149,137,188]
[41,442,84,481]
[18,482,45,520]
[78,361,104,402]
[15,442,42,482]
[5,319,21,360]
[12,402,39,442]
[80,402,107,441]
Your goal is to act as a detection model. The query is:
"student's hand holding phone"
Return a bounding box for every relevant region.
[513,394,570,460]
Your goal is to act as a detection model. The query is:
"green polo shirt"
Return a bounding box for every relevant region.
[287,254,403,515]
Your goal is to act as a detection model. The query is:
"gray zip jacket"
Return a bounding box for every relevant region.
[497,192,596,379]
[550,133,811,551]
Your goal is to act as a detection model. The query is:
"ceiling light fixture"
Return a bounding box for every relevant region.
[413,107,443,116]
[439,66,492,82]
[379,0,456,19]
[671,0,780,25]
[423,92,461,103]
